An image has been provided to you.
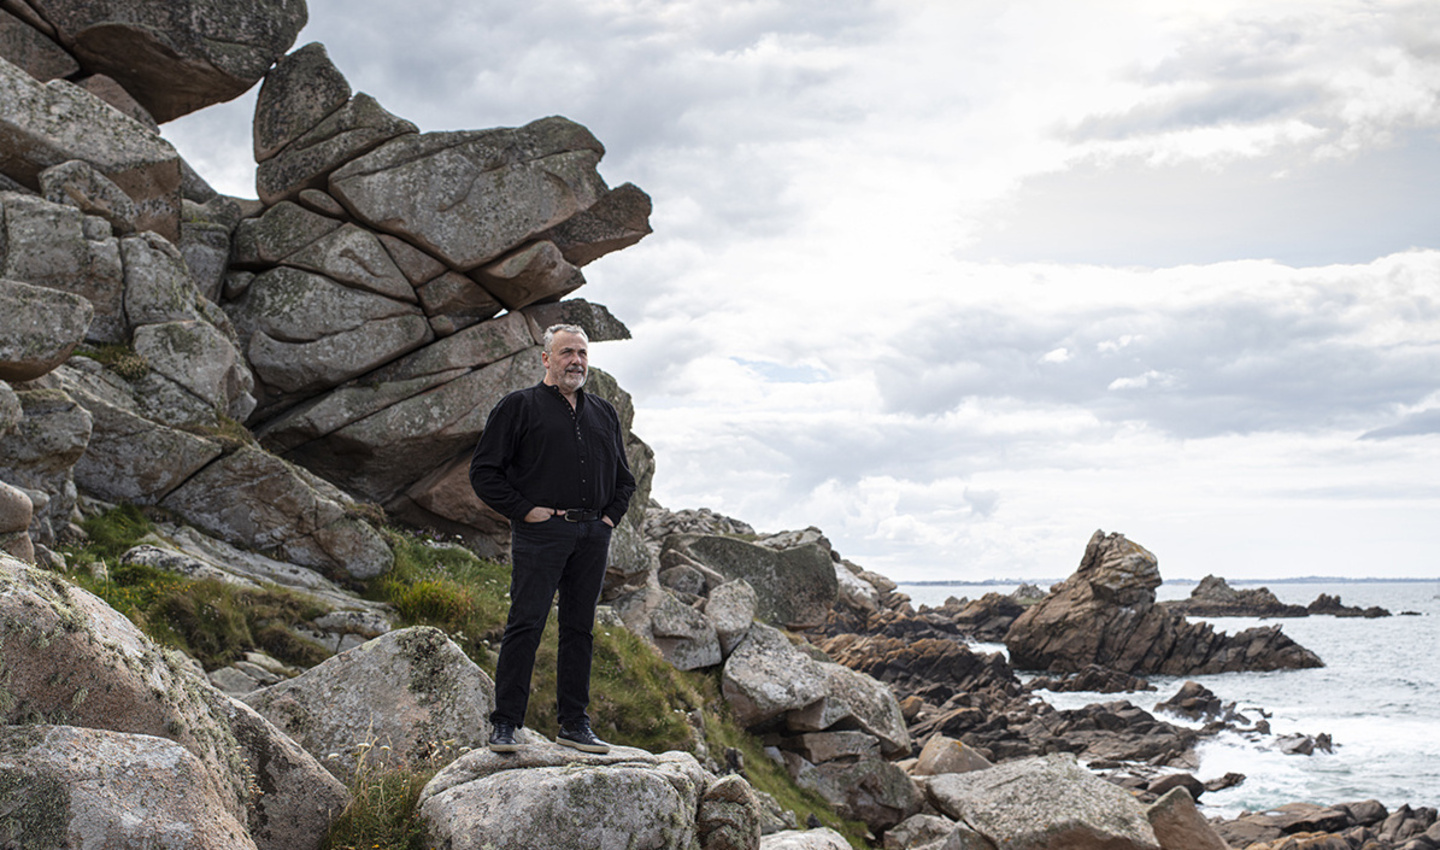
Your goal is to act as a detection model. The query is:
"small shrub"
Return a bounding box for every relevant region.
[322,743,434,850]
[73,343,149,381]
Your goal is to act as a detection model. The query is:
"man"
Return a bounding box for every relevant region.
[469,323,636,754]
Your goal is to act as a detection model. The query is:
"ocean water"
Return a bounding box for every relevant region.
[897,581,1440,816]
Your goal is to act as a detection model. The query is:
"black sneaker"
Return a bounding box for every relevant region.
[488,722,519,753]
[556,721,610,754]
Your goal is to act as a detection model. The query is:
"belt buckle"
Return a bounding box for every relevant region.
[564,510,582,522]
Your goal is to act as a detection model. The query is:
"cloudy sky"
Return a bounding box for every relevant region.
[167,0,1440,582]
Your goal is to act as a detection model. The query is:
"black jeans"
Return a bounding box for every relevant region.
[490,515,612,728]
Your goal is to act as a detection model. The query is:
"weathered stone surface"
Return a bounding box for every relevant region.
[257,368,466,454]
[379,232,447,285]
[417,269,502,321]
[0,59,181,238]
[1005,530,1323,676]
[121,230,203,325]
[246,627,494,782]
[73,72,158,132]
[0,478,31,533]
[520,299,632,346]
[132,319,252,414]
[258,92,417,205]
[0,277,92,381]
[707,578,758,656]
[39,157,138,233]
[283,222,417,302]
[884,814,958,850]
[801,756,922,832]
[253,41,351,163]
[0,7,78,81]
[60,361,224,503]
[420,743,710,850]
[160,444,393,579]
[471,239,584,310]
[1146,786,1230,850]
[248,313,432,394]
[180,196,241,302]
[284,347,540,504]
[927,753,1161,850]
[785,659,910,757]
[0,384,90,544]
[698,774,764,850]
[398,452,509,535]
[784,730,881,764]
[913,735,992,776]
[1,191,125,341]
[0,725,258,850]
[330,116,609,270]
[664,533,838,630]
[373,311,535,382]
[759,829,851,850]
[25,0,307,123]
[231,200,344,268]
[541,181,653,266]
[228,265,419,345]
[722,622,829,727]
[0,378,19,434]
[649,589,723,671]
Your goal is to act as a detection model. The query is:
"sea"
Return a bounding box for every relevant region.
[896,580,1440,817]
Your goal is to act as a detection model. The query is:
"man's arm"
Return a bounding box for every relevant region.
[601,413,637,527]
[469,394,536,521]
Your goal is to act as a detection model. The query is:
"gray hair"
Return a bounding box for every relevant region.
[542,323,588,352]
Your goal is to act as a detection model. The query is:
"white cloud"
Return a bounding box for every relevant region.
[160,0,1440,580]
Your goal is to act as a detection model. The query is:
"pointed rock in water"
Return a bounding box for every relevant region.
[1004,530,1323,675]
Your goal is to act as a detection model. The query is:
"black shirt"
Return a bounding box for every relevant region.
[469,382,636,525]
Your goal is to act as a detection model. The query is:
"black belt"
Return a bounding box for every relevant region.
[559,508,602,522]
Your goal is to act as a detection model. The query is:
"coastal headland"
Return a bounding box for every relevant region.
[1,3,1436,848]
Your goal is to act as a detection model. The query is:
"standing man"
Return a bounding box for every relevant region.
[469,323,636,754]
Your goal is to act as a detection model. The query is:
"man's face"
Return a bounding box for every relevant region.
[543,331,588,393]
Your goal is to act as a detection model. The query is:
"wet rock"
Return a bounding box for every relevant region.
[1005,530,1323,676]
[1164,575,1308,618]
[1027,664,1155,695]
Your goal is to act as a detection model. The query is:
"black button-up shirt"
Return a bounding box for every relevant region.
[469,382,636,525]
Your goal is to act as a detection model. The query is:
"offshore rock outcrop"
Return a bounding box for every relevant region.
[1004,530,1324,676]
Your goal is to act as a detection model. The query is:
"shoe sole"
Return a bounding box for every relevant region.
[557,737,610,754]
[488,742,519,753]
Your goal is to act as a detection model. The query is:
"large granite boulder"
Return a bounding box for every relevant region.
[663,534,838,630]
[0,725,258,849]
[257,92,417,206]
[252,42,351,163]
[0,383,91,545]
[785,660,910,757]
[721,622,829,727]
[245,626,495,781]
[0,276,92,381]
[418,743,730,850]
[0,553,349,850]
[23,0,307,122]
[798,757,922,832]
[329,116,609,272]
[927,753,1162,850]
[1004,530,1323,676]
[0,7,79,82]
[0,478,34,561]
[0,190,125,342]
[0,59,181,239]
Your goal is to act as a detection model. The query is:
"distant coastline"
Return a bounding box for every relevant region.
[898,576,1439,586]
